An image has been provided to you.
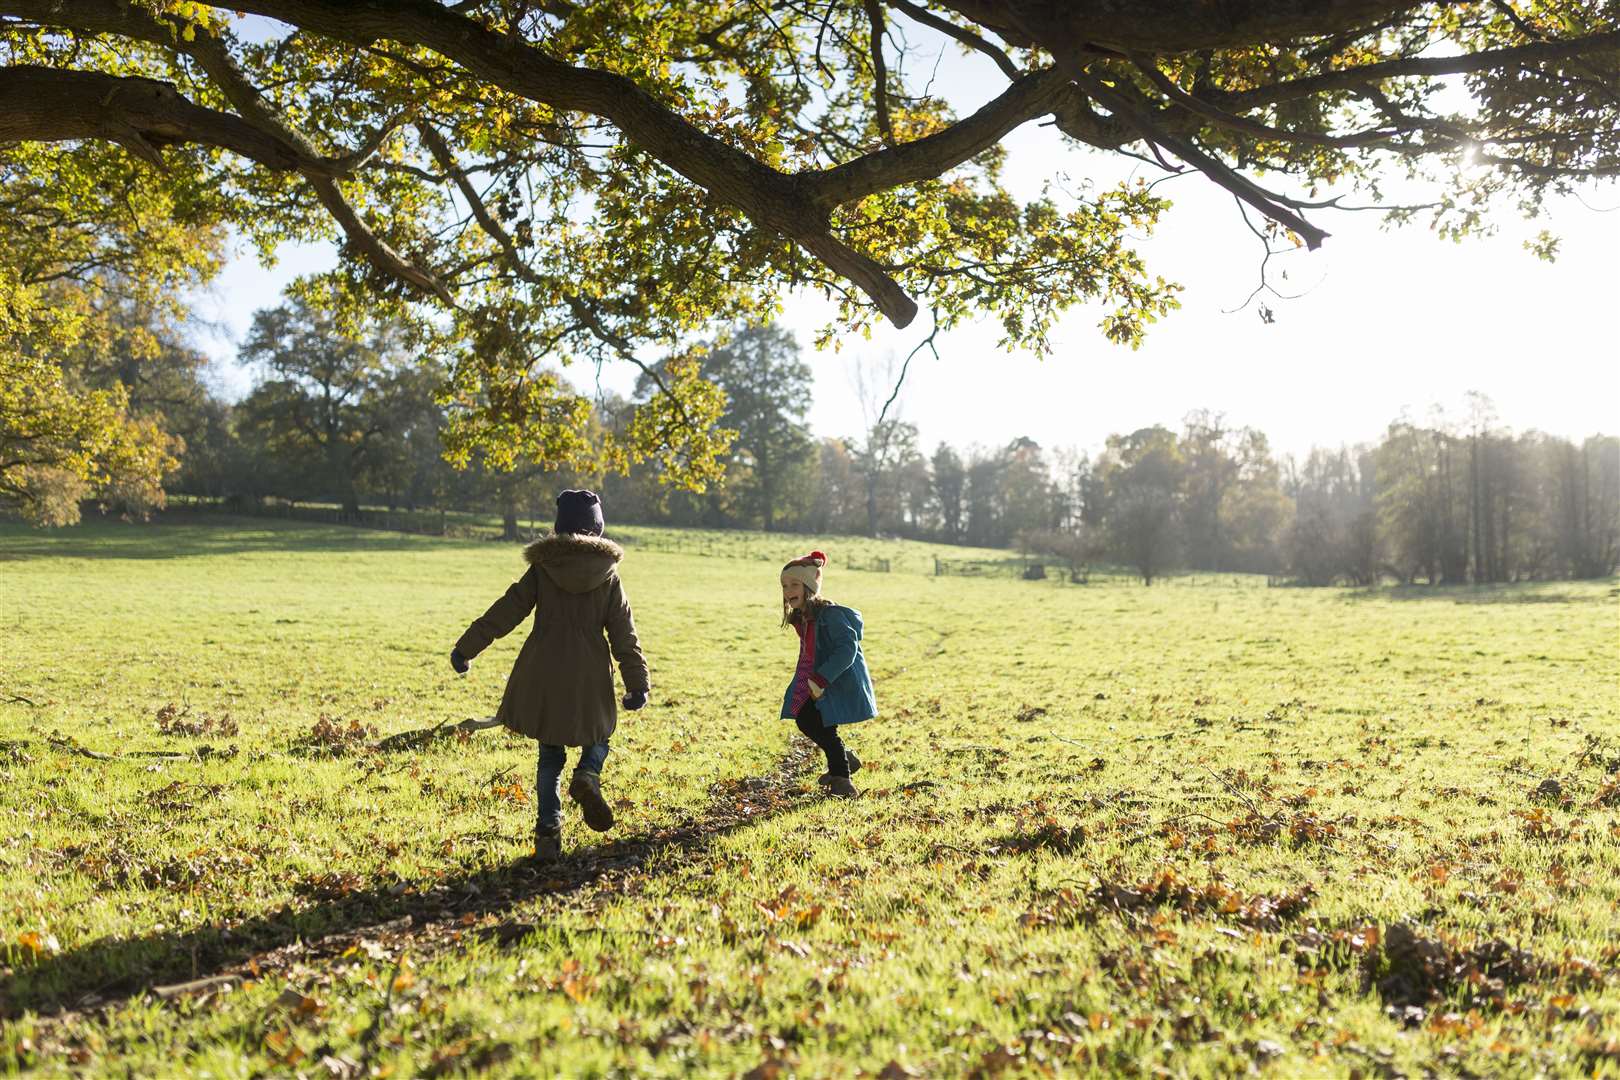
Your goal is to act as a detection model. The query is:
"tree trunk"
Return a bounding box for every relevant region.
[760,448,773,532]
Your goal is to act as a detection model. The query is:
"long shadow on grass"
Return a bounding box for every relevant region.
[0,743,818,1021]
[0,513,486,561]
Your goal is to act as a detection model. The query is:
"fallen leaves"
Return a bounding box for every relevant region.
[1512,806,1580,843]
[392,954,418,994]
[295,715,378,757]
[753,885,824,930]
[997,816,1087,856]
[1372,922,1543,1013]
[262,1028,304,1067]
[1229,806,1341,847]
[1019,868,1314,932]
[68,843,257,893]
[155,702,238,738]
[488,779,528,805]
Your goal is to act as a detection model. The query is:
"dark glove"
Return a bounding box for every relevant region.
[622,689,648,711]
[450,648,470,675]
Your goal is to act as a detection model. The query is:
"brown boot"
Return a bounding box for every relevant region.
[534,827,562,861]
[817,749,863,787]
[826,775,859,798]
[568,769,615,832]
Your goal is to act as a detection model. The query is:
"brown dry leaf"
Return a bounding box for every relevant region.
[263,1029,304,1066]
[16,931,61,959]
[742,1059,791,1080]
[273,988,324,1019]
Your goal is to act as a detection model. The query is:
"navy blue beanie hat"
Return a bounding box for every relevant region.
[554,489,605,536]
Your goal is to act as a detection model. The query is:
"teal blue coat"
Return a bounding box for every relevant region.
[780,604,877,727]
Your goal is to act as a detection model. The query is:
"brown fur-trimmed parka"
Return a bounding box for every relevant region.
[455,534,649,745]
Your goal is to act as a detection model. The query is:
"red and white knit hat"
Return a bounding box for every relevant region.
[780,550,826,593]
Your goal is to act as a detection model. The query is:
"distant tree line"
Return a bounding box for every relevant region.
[33,296,1620,586]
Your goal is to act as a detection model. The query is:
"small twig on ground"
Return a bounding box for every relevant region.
[150,974,243,1001]
[1202,764,1264,817]
[5,693,40,707]
[357,954,404,1064]
[1119,810,1231,845]
[43,734,188,762]
[45,734,118,762]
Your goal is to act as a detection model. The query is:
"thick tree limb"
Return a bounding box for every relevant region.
[885,0,1021,80]
[1130,54,1408,149]
[809,65,1073,207]
[937,0,1441,54]
[0,0,450,302]
[0,66,302,170]
[1065,62,1331,249]
[1213,30,1620,110]
[224,0,919,325]
[7,0,1613,325]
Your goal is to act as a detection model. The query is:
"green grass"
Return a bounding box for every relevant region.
[1,515,1617,1078]
[168,496,1059,578]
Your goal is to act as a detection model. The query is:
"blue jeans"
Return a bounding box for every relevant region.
[536,742,609,832]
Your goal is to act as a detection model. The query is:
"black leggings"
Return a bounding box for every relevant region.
[795,701,849,776]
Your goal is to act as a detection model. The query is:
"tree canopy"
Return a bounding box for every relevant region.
[3,0,1615,510]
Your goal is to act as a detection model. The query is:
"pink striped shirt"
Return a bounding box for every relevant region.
[789,616,819,716]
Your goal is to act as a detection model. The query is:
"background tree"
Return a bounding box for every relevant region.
[691,325,813,532]
[0,137,220,525]
[808,439,866,536]
[1179,410,1239,571]
[999,437,1060,542]
[849,352,923,538]
[237,298,416,518]
[963,447,1007,548]
[1096,426,1184,584]
[1284,446,1380,586]
[1550,434,1620,579]
[931,444,967,543]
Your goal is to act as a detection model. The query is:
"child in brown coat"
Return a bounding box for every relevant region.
[451,490,649,859]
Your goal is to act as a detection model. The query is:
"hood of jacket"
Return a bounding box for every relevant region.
[523,533,624,594]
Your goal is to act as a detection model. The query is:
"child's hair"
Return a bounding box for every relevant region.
[783,593,834,629]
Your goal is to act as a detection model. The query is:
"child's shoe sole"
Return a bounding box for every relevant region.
[568,771,616,832]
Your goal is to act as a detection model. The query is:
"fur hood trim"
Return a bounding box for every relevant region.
[523,532,624,566]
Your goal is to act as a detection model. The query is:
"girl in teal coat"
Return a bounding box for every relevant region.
[779,551,877,797]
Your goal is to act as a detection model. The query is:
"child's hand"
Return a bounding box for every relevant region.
[450,648,470,675]
[809,682,825,701]
[622,690,648,711]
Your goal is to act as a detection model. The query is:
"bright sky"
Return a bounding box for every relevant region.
[190,25,1620,462]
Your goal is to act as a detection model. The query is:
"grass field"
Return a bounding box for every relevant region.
[2,515,1617,1078]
